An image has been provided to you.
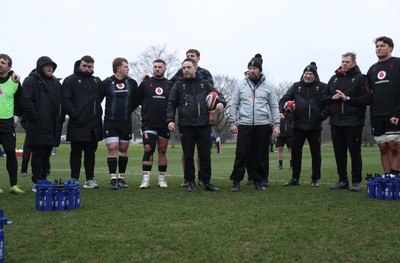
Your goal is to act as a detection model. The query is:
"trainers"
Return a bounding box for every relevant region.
[110,179,118,190]
[283,179,300,186]
[32,184,36,193]
[262,179,269,187]
[0,188,4,195]
[158,179,168,188]
[277,165,283,170]
[117,178,128,188]
[255,182,266,191]
[246,179,254,185]
[311,180,319,187]
[329,181,349,190]
[180,179,188,187]
[203,183,219,192]
[198,179,204,187]
[10,185,25,195]
[83,179,99,189]
[231,181,240,192]
[187,181,196,192]
[139,180,150,189]
[350,183,361,192]
[21,171,27,177]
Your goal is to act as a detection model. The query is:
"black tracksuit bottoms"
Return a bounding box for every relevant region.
[331,126,363,183]
[291,129,321,181]
[230,125,272,183]
[179,126,212,183]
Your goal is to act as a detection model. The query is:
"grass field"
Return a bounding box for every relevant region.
[1,134,400,263]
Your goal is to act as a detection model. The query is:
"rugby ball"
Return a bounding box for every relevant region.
[284,100,295,113]
[206,92,219,111]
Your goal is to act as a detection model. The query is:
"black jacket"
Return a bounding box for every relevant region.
[321,65,371,127]
[21,56,65,147]
[62,60,103,142]
[166,75,226,127]
[279,76,326,131]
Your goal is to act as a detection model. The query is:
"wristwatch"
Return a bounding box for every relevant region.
[346,96,350,101]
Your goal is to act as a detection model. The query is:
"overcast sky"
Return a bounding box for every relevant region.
[4,0,400,87]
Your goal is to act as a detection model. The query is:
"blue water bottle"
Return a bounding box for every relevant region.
[67,182,76,210]
[394,176,400,200]
[385,182,393,200]
[0,209,12,263]
[55,183,65,211]
[367,178,375,198]
[374,176,384,200]
[43,183,54,212]
[74,183,81,209]
[35,181,45,211]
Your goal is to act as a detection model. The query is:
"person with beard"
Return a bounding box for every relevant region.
[229,54,280,192]
[280,62,326,187]
[367,36,400,177]
[135,59,172,189]
[167,58,226,192]
[21,56,64,191]
[0,54,24,194]
[99,57,138,190]
[322,52,371,192]
[62,55,103,189]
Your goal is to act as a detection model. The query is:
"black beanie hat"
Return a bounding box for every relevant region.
[303,62,318,77]
[248,53,263,72]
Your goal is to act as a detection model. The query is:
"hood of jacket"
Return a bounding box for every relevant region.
[73,60,94,77]
[334,65,361,77]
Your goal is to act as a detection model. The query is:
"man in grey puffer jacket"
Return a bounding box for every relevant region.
[229,54,280,192]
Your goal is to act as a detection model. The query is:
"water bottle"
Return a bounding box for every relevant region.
[367,178,375,198]
[43,184,54,212]
[374,176,384,200]
[394,176,400,200]
[0,209,12,263]
[74,182,81,209]
[385,182,393,200]
[54,184,65,211]
[67,181,76,210]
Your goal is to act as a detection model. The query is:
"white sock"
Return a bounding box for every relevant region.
[158,172,166,181]
[143,172,150,181]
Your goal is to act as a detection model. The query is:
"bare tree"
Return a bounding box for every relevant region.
[275,80,293,100]
[213,75,238,141]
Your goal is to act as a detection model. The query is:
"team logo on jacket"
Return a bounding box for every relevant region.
[155,87,163,95]
[116,83,125,89]
[377,71,386,80]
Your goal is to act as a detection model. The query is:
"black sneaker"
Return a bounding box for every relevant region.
[246,179,254,185]
[180,179,188,187]
[329,181,349,190]
[117,178,128,188]
[187,181,196,192]
[204,183,219,192]
[198,179,204,187]
[283,179,300,186]
[231,181,240,192]
[110,179,118,190]
[277,165,283,170]
[262,179,269,187]
[255,182,266,191]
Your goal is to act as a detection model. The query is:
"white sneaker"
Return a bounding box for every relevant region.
[0,188,4,195]
[32,184,37,193]
[158,180,168,188]
[139,180,150,189]
[84,179,99,189]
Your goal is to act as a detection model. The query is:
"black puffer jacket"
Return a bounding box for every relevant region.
[62,60,103,142]
[21,56,65,147]
[279,76,326,131]
[166,75,226,127]
[321,65,371,127]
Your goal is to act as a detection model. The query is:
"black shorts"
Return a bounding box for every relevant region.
[371,116,400,136]
[276,136,292,148]
[103,119,132,141]
[142,127,170,140]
